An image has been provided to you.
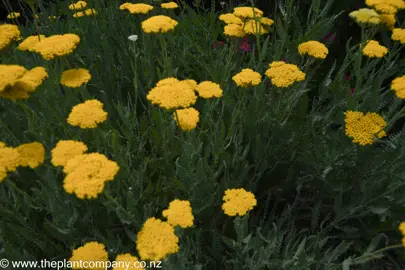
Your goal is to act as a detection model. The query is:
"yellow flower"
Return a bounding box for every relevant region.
[67,99,108,129]
[51,140,88,167]
[142,15,178,33]
[298,40,329,59]
[0,24,21,50]
[195,81,223,98]
[344,111,387,146]
[18,35,46,51]
[243,19,269,35]
[63,153,120,199]
[69,1,87,10]
[73,8,97,18]
[219,13,243,25]
[7,12,20,19]
[182,79,198,89]
[113,254,144,270]
[362,40,388,58]
[136,217,179,261]
[402,236,405,248]
[375,4,398,14]
[147,79,197,109]
[32,34,80,60]
[15,142,45,169]
[222,188,257,216]
[0,146,20,173]
[162,199,194,228]
[366,0,405,10]
[69,242,108,270]
[0,65,27,92]
[391,75,405,99]
[224,24,246,37]
[0,142,6,148]
[173,108,200,131]
[60,68,91,88]
[380,14,396,30]
[349,8,381,25]
[265,61,306,88]
[120,3,154,14]
[232,68,262,87]
[259,17,274,26]
[161,2,179,9]
[399,222,405,235]
[233,7,263,19]
[392,28,405,44]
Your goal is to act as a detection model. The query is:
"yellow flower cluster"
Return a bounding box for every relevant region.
[366,0,405,14]
[0,142,45,183]
[63,153,120,199]
[73,8,97,18]
[222,188,257,216]
[265,61,306,88]
[392,28,405,44]
[67,99,108,129]
[60,68,91,88]
[0,24,21,50]
[113,254,145,270]
[224,24,246,37]
[120,3,154,14]
[142,15,178,33]
[7,12,20,19]
[233,7,264,18]
[219,13,243,25]
[298,40,329,59]
[380,14,396,29]
[69,242,108,267]
[31,34,80,60]
[69,1,87,10]
[391,75,405,99]
[399,222,405,248]
[0,65,48,100]
[344,111,387,145]
[162,199,194,228]
[18,35,46,51]
[232,68,262,87]
[173,108,200,131]
[161,2,179,9]
[51,140,88,167]
[195,81,223,98]
[349,8,381,25]
[362,40,388,58]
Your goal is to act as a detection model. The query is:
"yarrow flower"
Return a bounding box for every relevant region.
[391,75,405,99]
[219,13,243,25]
[0,145,20,183]
[120,3,154,14]
[161,2,179,9]
[243,19,269,35]
[141,15,178,33]
[195,81,223,98]
[136,217,179,261]
[128,35,138,42]
[7,12,20,19]
[349,8,381,25]
[18,35,46,51]
[162,199,194,228]
[67,99,108,129]
[0,24,21,50]
[69,242,108,268]
[63,153,120,199]
[399,222,405,248]
[233,7,264,19]
[392,28,405,44]
[113,254,144,270]
[362,40,388,58]
[224,24,245,37]
[344,111,387,145]
[232,68,262,87]
[265,61,306,88]
[73,8,97,18]
[69,1,87,10]
[147,78,197,109]
[222,188,257,216]
[380,14,396,30]
[51,140,88,167]
[173,108,200,131]
[0,65,27,92]
[298,40,329,59]
[32,34,80,60]
[15,142,45,169]
[60,68,91,88]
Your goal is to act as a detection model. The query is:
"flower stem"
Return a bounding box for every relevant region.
[352,244,403,264]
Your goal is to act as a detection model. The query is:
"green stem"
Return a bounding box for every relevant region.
[6,179,28,197]
[352,244,403,264]
[29,4,41,40]
[104,191,139,226]
[159,35,170,77]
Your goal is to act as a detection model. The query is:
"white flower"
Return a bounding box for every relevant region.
[128,35,138,42]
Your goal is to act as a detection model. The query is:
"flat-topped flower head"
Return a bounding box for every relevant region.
[232,68,262,87]
[113,254,144,270]
[349,8,380,25]
[69,242,108,267]
[222,188,257,216]
[32,34,80,60]
[0,24,21,50]
[344,111,387,145]
[67,99,107,129]
[399,222,405,235]
[298,40,329,59]
[195,81,223,98]
[0,65,27,92]
[233,7,263,19]
[142,15,178,33]
[366,0,405,9]
[362,40,388,58]
[243,19,269,35]
[219,13,243,25]
[224,24,245,37]
[15,142,45,169]
[120,3,154,14]
[0,146,20,182]
[51,140,88,167]
[392,28,405,44]
[265,61,306,88]
[136,217,179,261]
[147,79,197,109]
[173,108,200,131]
[391,75,405,99]
[18,35,46,51]
[63,153,120,199]
[259,17,274,26]
[161,2,179,9]
[162,199,194,228]
[7,12,20,19]
[69,1,87,10]
[60,68,91,88]
[380,14,396,30]
[73,8,97,18]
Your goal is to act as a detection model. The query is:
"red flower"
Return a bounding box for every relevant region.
[239,36,251,52]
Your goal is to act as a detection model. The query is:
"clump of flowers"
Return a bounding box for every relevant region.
[60,68,91,88]
[222,188,257,216]
[120,3,154,14]
[232,68,262,87]
[18,35,46,51]
[392,28,405,44]
[0,65,27,92]
[51,140,88,167]
[366,0,405,14]
[298,40,329,59]
[32,34,80,60]
[69,242,108,267]
[344,111,387,145]
[0,24,21,50]
[265,61,306,88]
[73,8,97,18]
[391,75,405,99]
[173,108,200,131]
[67,99,108,129]
[162,199,194,228]
[15,142,45,169]
[233,7,264,19]
[349,8,381,25]
[0,145,20,183]
[219,13,243,25]
[161,2,179,9]
[195,81,223,98]
[141,15,178,33]
[243,19,269,35]
[63,153,120,199]
[136,217,179,261]
[362,40,388,58]
[7,12,20,19]
[380,14,396,30]
[224,24,246,37]
[69,1,87,10]
[113,254,144,270]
